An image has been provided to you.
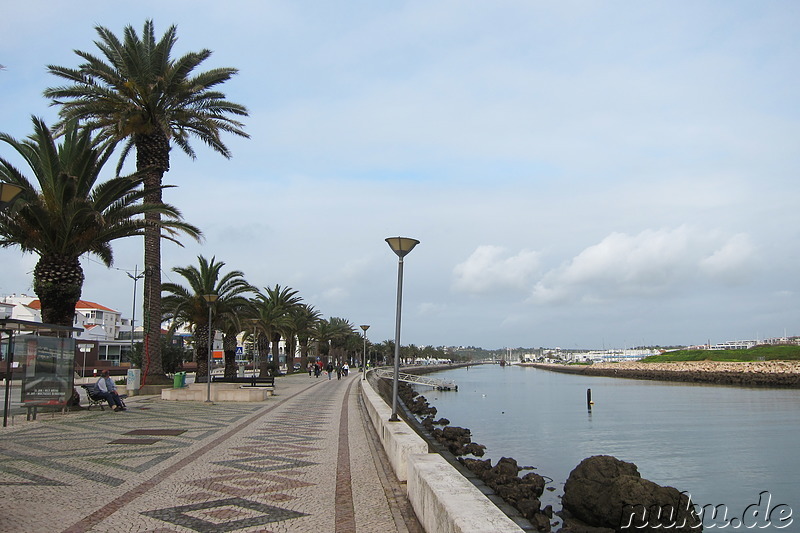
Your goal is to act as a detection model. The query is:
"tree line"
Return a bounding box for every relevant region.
[0,20,451,382]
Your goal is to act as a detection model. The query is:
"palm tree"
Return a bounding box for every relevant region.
[45,20,249,382]
[0,117,199,326]
[252,285,302,376]
[218,298,254,378]
[290,304,322,370]
[313,317,355,366]
[161,255,253,379]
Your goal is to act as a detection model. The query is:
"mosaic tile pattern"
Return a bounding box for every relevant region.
[0,375,423,533]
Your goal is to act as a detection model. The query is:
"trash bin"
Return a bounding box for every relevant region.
[173,372,186,388]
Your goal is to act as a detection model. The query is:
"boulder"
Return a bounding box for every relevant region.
[561,455,701,532]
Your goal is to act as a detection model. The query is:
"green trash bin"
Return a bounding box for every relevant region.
[173,372,186,388]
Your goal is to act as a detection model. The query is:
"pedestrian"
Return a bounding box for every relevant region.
[336,365,342,380]
[314,364,321,378]
[342,363,349,376]
[96,370,126,411]
[307,362,313,377]
[326,362,334,380]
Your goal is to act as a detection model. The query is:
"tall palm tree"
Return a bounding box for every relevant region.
[252,285,302,376]
[328,317,356,364]
[290,304,322,370]
[0,117,199,326]
[313,317,355,365]
[161,255,253,379]
[45,20,249,382]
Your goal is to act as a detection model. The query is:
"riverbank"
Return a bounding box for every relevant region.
[525,360,800,387]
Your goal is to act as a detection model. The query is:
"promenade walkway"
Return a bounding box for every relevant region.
[0,372,423,532]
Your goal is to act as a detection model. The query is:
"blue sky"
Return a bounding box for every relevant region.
[2,1,799,349]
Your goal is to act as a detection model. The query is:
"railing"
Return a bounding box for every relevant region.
[373,369,457,390]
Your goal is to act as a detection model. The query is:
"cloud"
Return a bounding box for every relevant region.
[453,245,540,294]
[699,233,758,284]
[531,227,758,304]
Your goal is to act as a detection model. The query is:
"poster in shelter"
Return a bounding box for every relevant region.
[20,334,75,403]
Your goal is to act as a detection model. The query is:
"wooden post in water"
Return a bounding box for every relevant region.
[587,388,593,410]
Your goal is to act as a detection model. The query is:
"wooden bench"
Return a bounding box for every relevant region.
[212,376,275,387]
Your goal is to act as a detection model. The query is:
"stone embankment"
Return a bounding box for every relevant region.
[529,361,800,387]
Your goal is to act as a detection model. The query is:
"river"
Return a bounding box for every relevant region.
[415,363,800,527]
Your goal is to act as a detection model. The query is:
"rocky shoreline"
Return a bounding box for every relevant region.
[393,365,708,532]
[526,360,800,388]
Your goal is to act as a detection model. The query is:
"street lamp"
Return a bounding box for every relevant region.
[249,318,260,376]
[360,324,370,380]
[202,294,218,403]
[126,266,145,363]
[385,236,419,422]
[0,182,23,211]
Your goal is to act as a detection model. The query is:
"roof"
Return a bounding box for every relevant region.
[27,299,118,313]
[0,318,82,334]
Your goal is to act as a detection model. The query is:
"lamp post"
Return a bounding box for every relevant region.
[249,319,260,377]
[202,294,218,403]
[385,237,419,422]
[126,266,145,363]
[0,182,23,211]
[360,324,370,380]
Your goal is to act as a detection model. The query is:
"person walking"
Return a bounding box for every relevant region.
[326,362,334,380]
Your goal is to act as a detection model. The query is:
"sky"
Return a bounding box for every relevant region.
[1,1,799,350]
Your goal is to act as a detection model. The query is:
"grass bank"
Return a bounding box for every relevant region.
[641,344,800,363]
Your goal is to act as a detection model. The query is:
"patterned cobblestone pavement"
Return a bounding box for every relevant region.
[0,372,422,533]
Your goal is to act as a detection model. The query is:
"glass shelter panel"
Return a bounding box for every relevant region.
[18,334,76,403]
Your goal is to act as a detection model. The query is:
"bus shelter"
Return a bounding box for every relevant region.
[1,319,82,427]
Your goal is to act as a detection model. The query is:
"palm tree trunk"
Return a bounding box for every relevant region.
[136,130,170,385]
[195,323,210,379]
[257,333,270,377]
[33,254,84,327]
[299,340,309,371]
[223,330,237,378]
[271,334,281,370]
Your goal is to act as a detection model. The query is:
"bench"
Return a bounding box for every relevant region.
[80,384,107,411]
[212,376,275,387]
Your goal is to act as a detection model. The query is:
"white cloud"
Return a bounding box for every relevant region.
[453,245,540,294]
[699,233,758,284]
[0,1,797,348]
[531,227,758,304]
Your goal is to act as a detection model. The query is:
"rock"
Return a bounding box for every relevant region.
[522,471,546,497]
[561,455,701,532]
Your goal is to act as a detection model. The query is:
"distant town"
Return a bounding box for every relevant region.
[452,335,800,364]
[3,293,797,367]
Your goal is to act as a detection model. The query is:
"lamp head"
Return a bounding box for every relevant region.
[202,294,218,303]
[360,324,370,332]
[0,182,23,211]
[385,237,420,258]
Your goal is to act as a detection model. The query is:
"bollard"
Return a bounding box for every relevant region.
[587,388,593,410]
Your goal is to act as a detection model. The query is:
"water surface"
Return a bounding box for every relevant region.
[418,364,800,519]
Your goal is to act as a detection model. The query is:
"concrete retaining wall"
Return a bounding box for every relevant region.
[161,383,273,402]
[360,378,427,481]
[360,377,522,532]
